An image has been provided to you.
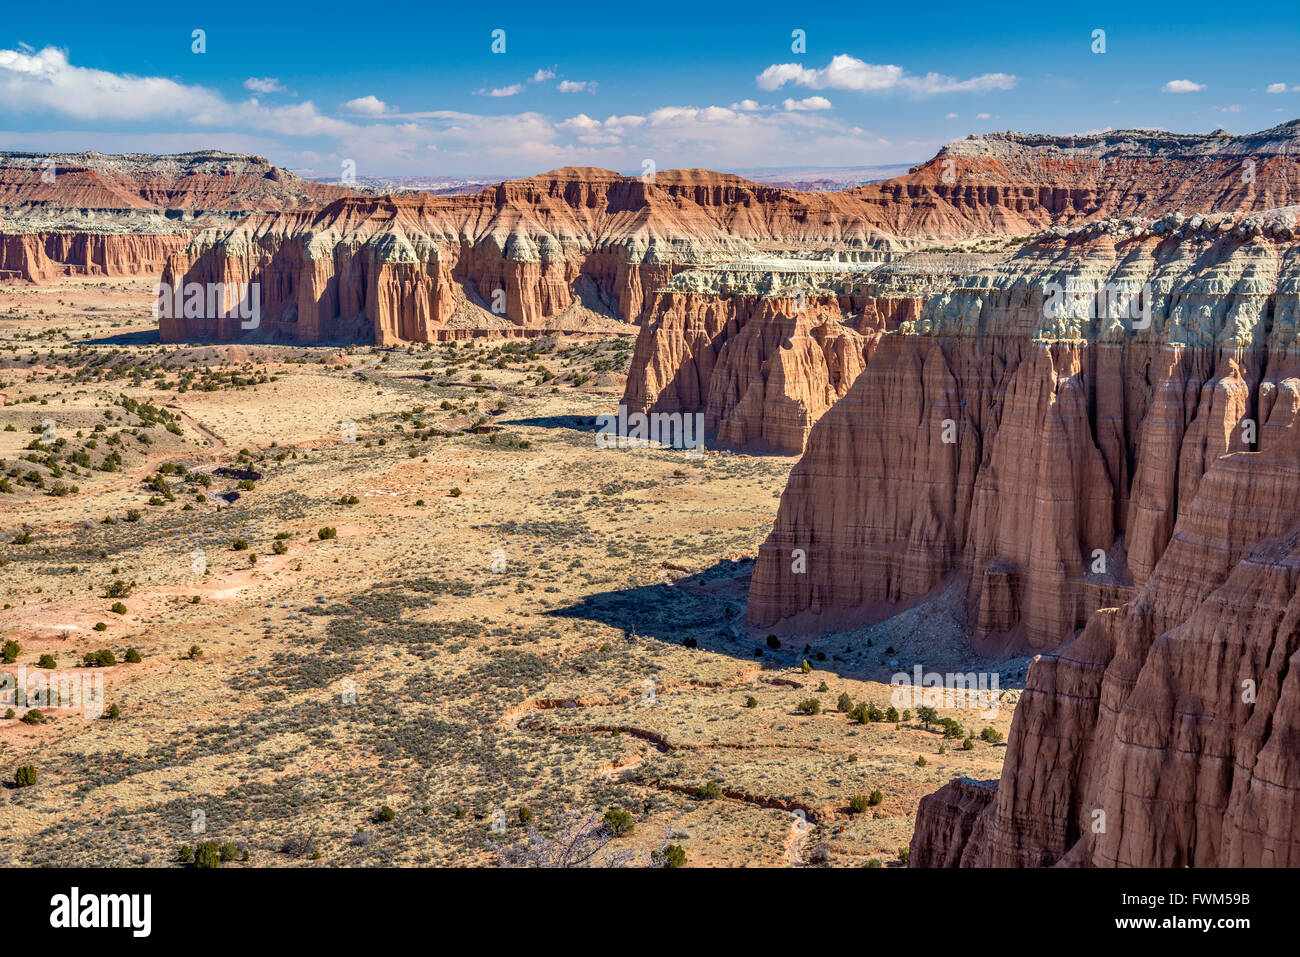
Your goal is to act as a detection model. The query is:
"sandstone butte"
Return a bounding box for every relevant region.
[0,150,350,282]
[12,125,1300,869]
[153,122,1300,458]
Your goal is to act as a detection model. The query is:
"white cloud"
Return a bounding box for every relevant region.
[757,54,1017,95]
[944,112,958,119]
[1215,104,1243,113]
[530,69,556,83]
[480,84,524,97]
[1266,82,1298,93]
[0,46,357,138]
[1162,79,1205,93]
[730,99,767,111]
[244,77,285,94]
[975,112,990,119]
[781,96,832,111]
[0,45,227,121]
[343,95,391,116]
[557,80,596,93]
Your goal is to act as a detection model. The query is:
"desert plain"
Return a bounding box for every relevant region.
[0,276,1023,867]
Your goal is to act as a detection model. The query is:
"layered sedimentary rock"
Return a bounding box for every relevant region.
[0,151,350,283]
[849,120,1300,238]
[913,348,1300,866]
[749,212,1300,655]
[624,260,952,453]
[0,231,187,282]
[157,168,899,345]
[620,123,1300,453]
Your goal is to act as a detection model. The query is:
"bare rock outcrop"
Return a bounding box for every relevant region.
[749,218,1300,652]
[0,150,351,283]
[912,372,1300,866]
[158,168,898,345]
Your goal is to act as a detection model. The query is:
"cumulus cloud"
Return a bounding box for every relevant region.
[782,96,832,111]
[1266,82,1298,93]
[1215,104,1243,113]
[730,99,767,111]
[343,95,391,116]
[757,54,1016,95]
[1162,79,1205,93]
[244,77,284,94]
[944,112,958,119]
[530,69,556,83]
[480,83,524,97]
[0,45,357,137]
[0,46,227,121]
[557,80,596,93]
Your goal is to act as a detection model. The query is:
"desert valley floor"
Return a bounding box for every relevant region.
[0,277,1025,867]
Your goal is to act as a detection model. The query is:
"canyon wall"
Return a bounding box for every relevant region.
[850,121,1300,237]
[157,168,899,345]
[0,231,188,282]
[748,213,1300,655]
[0,150,351,284]
[911,337,1300,865]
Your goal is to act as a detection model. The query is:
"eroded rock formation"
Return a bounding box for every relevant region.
[157,168,899,345]
[749,214,1300,655]
[0,150,350,283]
[912,350,1300,865]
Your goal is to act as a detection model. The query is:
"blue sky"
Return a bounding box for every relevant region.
[0,0,1297,178]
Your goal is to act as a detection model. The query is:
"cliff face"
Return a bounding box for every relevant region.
[748,214,1300,654]
[0,231,188,282]
[623,262,944,453]
[0,150,351,284]
[850,121,1300,238]
[913,365,1300,867]
[157,167,900,345]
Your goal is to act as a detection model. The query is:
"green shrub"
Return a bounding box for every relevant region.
[652,843,686,868]
[124,647,142,663]
[106,703,121,719]
[897,847,910,866]
[14,765,36,787]
[176,845,194,864]
[272,540,288,555]
[37,654,56,669]
[194,842,221,868]
[317,527,337,540]
[915,755,927,767]
[104,579,132,598]
[699,780,722,799]
[800,659,812,674]
[21,709,43,725]
[377,805,396,822]
[795,698,821,715]
[93,622,107,631]
[744,696,757,708]
[231,538,249,551]
[849,794,870,814]
[980,726,1004,743]
[603,806,634,836]
[187,645,202,660]
[836,692,854,713]
[868,790,883,806]
[1,640,19,663]
[961,737,975,751]
[110,602,127,615]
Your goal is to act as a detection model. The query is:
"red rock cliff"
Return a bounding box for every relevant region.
[749,214,1300,655]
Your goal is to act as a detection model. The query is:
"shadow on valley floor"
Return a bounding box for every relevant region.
[501,414,601,433]
[548,558,1032,689]
[84,330,159,346]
